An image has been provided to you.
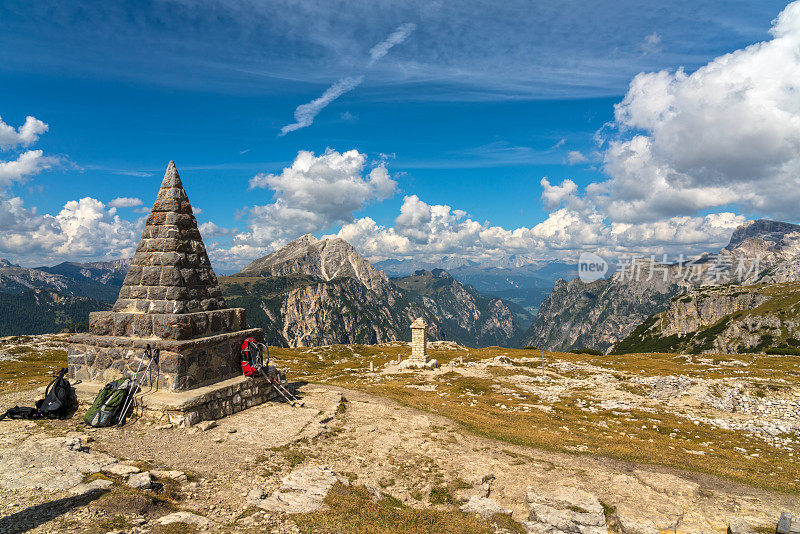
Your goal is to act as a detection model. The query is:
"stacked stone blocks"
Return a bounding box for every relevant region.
[68,161,263,392]
[400,317,438,369]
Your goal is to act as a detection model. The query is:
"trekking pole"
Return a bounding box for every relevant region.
[116,345,150,424]
[258,367,297,406]
[270,375,304,406]
[118,347,158,427]
[257,342,304,406]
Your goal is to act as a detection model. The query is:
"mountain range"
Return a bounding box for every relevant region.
[225,235,532,347]
[522,219,800,354]
[3,219,799,356]
[0,259,128,335]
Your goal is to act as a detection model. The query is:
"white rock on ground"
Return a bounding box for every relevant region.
[460,495,512,517]
[0,435,118,492]
[102,463,140,476]
[157,511,212,528]
[728,517,756,534]
[524,486,608,534]
[617,513,659,534]
[126,471,154,489]
[250,466,343,513]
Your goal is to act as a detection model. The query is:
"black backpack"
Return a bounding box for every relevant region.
[36,367,73,419]
[0,368,73,421]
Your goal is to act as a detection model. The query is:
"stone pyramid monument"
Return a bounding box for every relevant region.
[68,162,263,393]
[112,160,227,316]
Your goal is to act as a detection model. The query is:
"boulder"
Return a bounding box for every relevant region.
[251,466,343,514]
[126,471,154,489]
[460,496,511,517]
[728,517,755,534]
[524,486,607,534]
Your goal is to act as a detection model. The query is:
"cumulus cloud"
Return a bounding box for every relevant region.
[566,150,588,165]
[199,221,236,238]
[331,195,744,264]
[540,178,579,209]
[0,114,142,264]
[0,195,142,261]
[235,149,397,250]
[0,150,58,189]
[595,1,800,221]
[109,197,143,208]
[0,116,48,149]
[280,22,415,135]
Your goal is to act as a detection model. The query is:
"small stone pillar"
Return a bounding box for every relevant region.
[400,317,437,369]
[411,317,427,360]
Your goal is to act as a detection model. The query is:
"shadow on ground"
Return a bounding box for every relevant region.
[0,489,107,533]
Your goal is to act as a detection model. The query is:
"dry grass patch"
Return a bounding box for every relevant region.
[293,483,519,534]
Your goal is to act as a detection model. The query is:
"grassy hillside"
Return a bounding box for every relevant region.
[614,282,800,355]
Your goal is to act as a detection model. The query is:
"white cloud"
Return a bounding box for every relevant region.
[595,1,800,222]
[279,76,364,136]
[199,221,236,238]
[331,195,744,264]
[0,150,58,189]
[368,23,416,66]
[639,32,662,55]
[0,116,48,149]
[109,197,143,208]
[540,178,578,209]
[0,114,141,264]
[566,150,588,165]
[280,22,415,135]
[236,149,397,249]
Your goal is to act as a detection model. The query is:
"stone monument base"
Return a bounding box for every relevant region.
[68,328,262,391]
[73,372,288,427]
[398,358,438,370]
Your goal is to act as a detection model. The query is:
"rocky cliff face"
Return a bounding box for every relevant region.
[522,266,693,353]
[522,219,800,354]
[614,282,800,354]
[223,237,525,348]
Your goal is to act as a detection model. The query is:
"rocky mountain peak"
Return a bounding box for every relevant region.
[238,235,389,293]
[725,219,800,253]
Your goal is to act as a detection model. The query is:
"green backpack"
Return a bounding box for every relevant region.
[84,377,132,427]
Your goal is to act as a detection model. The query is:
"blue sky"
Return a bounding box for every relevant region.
[0,0,797,271]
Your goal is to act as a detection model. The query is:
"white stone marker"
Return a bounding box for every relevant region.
[400,318,437,369]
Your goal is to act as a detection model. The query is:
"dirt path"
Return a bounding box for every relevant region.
[0,384,797,533]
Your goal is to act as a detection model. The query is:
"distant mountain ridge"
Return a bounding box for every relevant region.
[521,219,800,354]
[0,259,126,335]
[224,236,529,347]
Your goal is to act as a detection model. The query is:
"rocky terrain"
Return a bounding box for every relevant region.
[614,282,800,355]
[223,235,527,348]
[0,335,797,533]
[523,220,800,353]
